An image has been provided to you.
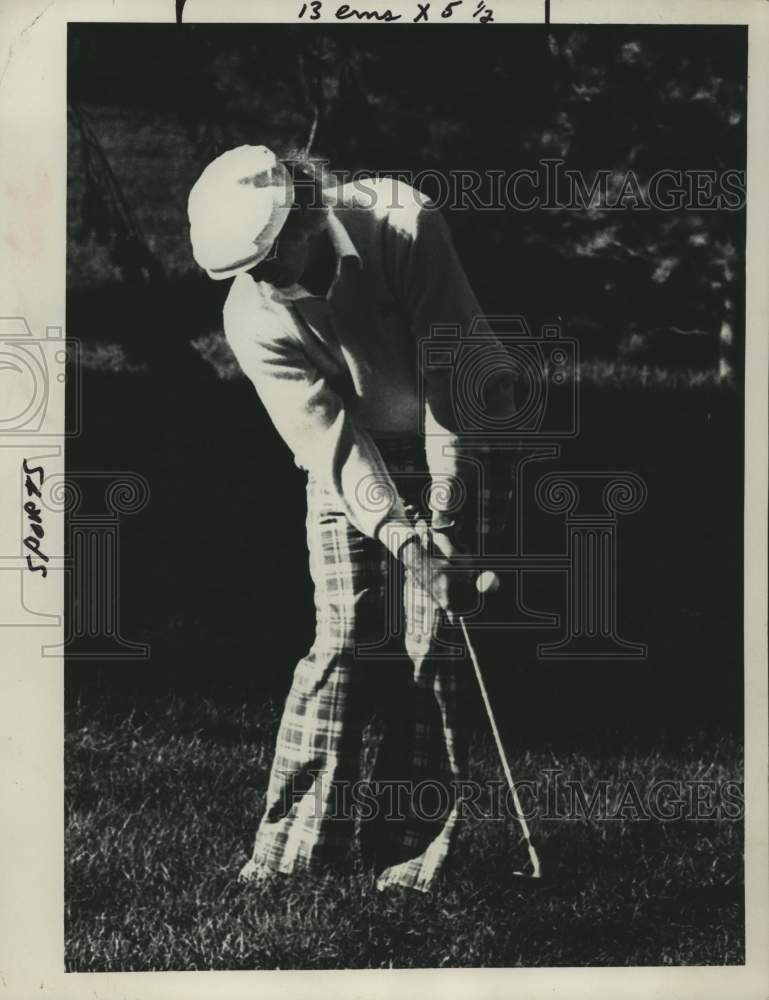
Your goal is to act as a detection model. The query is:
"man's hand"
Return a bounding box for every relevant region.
[398,531,476,614]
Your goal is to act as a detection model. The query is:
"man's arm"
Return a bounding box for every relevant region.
[397,201,516,542]
[224,293,418,559]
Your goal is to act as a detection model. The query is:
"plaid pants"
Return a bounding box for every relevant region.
[245,439,501,892]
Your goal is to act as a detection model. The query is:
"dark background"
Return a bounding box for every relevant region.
[65,23,746,747]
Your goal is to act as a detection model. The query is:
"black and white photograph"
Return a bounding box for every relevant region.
[0,0,767,993]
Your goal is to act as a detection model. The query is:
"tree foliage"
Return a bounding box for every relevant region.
[67,24,746,373]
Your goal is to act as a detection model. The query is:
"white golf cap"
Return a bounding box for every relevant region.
[187,145,295,280]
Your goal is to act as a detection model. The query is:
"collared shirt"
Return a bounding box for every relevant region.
[266,213,355,396]
[268,208,362,305]
[223,179,514,556]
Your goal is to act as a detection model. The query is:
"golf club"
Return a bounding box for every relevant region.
[433,531,542,879]
[458,614,542,879]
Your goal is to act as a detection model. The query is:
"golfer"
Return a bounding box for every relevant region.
[187,145,514,893]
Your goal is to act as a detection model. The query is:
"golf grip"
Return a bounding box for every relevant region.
[431,531,500,594]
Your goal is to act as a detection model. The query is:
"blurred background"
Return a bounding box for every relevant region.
[65,23,746,747]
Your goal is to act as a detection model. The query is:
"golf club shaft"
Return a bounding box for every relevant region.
[458,615,542,879]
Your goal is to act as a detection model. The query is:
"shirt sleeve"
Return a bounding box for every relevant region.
[397,202,516,532]
[224,294,418,558]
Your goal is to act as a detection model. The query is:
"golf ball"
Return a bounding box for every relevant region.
[476,571,500,594]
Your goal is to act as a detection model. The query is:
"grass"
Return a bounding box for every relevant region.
[65,699,744,971]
